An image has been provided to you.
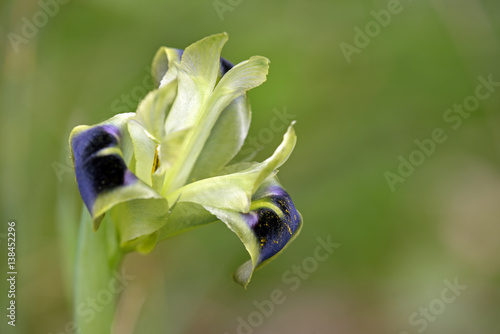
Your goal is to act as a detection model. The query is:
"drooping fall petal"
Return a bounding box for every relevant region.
[70,114,169,252]
[166,123,301,287]
[206,179,302,287]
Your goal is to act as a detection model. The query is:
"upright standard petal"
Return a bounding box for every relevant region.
[160,33,270,194]
[154,46,233,88]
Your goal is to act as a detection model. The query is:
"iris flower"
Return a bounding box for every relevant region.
[70,33,302,288]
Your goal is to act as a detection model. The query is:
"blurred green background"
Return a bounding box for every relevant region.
[1,0,500,333]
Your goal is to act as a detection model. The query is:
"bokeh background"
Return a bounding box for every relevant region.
[1,0,500,333]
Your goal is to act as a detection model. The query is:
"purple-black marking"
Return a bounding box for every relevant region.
[72,125,136,214]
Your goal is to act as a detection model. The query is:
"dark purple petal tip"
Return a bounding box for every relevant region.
[71,125,134,214]
[245,187,302,264]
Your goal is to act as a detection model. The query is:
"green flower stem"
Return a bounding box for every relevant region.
[56,182,79,304]
[74,208,123,334]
